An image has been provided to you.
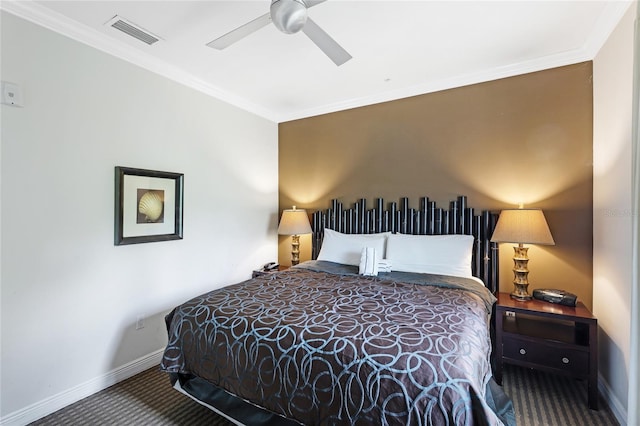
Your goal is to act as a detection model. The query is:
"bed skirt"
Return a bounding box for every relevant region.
[169,372,515,426]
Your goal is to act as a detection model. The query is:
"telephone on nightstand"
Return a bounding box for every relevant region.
[262,262,279,272]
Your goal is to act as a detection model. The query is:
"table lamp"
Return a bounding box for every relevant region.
[278,206,312,266]
[491,208,555,300]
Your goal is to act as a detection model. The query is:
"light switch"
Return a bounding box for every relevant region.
[1,81,23,107]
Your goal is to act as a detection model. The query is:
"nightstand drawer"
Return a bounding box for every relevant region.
[503,337,589,375]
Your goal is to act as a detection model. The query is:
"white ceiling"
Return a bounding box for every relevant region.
[2,1,633,122]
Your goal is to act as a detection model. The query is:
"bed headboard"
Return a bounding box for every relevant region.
[310,195,500,293]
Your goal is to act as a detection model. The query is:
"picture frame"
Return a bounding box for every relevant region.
[114,166,184,245]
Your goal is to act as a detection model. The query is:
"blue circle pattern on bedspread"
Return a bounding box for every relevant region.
[162,268,502,425]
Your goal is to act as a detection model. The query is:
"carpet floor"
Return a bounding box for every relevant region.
[30,364,619,425]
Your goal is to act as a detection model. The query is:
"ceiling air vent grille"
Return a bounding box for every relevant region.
[105,16,160,45]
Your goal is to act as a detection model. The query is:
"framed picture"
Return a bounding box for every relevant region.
[114,166,184,245]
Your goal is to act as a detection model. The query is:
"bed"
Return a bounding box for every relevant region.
[161,196,515,425]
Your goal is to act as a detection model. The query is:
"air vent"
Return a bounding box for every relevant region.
[105,15,160,45]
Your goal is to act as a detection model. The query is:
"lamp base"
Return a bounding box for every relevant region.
[290,234,300,266]
[510,244,532,301]
[510,285,533,301]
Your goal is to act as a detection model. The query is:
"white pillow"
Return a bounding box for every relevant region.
[317,229,390,266]
[386,234,474,278]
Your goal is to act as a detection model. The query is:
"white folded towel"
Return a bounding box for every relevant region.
[378,259,392,273]
[359,247,379,276]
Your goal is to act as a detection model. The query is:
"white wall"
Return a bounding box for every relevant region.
[630,2,640,423]
[593,2,637,423]
[0,11,278,424]
[630,4,640,424]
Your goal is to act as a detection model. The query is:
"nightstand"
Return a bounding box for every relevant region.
[252,265,289,278]
[494,292,598,410]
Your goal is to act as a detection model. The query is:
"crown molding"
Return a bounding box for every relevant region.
[0,0,280,122]
[2,0,632,124]
[583,1,635,58]
[275,1,634,123]
[277,47,593,122]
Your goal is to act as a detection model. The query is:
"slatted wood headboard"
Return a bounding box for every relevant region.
[310,195,500,293]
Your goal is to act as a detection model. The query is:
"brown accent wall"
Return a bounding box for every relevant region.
[279,62,594,309]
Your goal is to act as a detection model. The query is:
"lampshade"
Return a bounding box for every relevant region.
[491,209,555,245]
[271,0,308,34]
[278,207,312,235]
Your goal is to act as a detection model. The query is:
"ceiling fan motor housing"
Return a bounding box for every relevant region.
[271,0,308,34]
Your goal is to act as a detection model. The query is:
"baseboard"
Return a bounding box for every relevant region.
[599,373,628,426]
[0,349,165,426]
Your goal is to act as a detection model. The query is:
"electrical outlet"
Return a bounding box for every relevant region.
[505,311,516,318]
[136,315,145,330]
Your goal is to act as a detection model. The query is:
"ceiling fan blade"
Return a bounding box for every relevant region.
[206,13,271,49]
[302,18,352,66]
[305,0,328,8]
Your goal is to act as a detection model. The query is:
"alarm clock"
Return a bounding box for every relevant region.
[532,289,577,307]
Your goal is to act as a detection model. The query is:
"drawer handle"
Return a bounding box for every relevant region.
[519,348,526,355]
[562,357,570,364]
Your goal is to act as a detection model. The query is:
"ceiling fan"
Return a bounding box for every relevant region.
[206,0,352,66]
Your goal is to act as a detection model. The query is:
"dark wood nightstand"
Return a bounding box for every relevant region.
[252,265,289,278]
[494,292,598,410]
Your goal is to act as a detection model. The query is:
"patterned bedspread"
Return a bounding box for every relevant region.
[161,261,508,425]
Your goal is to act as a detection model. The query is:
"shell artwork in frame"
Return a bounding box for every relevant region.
[114,166,184,245]
[137,189,164,223]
